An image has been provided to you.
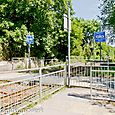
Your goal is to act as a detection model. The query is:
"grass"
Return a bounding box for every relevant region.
[0,80,10,84]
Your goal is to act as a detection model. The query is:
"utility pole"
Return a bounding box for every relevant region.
[64,2,71,87]
[68,3,71,87]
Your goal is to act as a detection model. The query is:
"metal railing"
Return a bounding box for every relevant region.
[0,64,66,114]
[70,64,91,87]
[11,57,44,70]
[90,66,115,102]
[69,64,115,102]
[1,61,115,114]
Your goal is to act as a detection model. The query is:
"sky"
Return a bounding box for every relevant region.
[72,0,101,19]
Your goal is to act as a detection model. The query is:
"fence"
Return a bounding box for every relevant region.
[0,64,66,115]
[1,61,115,114]
[11,57,63,70]
[69,63,115,102]
[69,64,91,87]
[11,57,43,70]
[90,65,115,102]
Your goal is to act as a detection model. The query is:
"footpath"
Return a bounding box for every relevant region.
[22,88,114,115]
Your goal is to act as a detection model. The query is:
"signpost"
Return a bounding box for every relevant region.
[64,3,71,87]
[94,31,106,61]
[26,34,34,68]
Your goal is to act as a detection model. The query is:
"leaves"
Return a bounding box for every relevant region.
[71,18,100,59]
[0,0,69,60]
[1,0,109,61]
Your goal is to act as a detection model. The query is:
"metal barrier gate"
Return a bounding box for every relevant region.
[0,64,66,115]
[1,62,115,114]
[70,64,115,102]
[70,64,91,88]
[90,66,115,101]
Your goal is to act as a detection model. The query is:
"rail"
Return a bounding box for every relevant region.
[0,64,66,115]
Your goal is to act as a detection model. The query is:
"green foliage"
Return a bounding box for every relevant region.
[0,0,71,60]
[52,31,68,61]
[71,18,100,59]
[99,0,115,33]
[0,0,111,62]
[99,0,115,61]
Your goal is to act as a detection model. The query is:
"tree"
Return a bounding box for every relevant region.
[99,0,115,30]
[50,0,73,61]
[0,0,71,60]
[71,18,100,59]
[99,0,115,61]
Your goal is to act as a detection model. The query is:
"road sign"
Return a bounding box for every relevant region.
[64,14,71,32]
[94,32,106,42]
[26,34,34,44]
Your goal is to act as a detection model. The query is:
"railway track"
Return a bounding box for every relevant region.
[0,83,62,114]
[0,64,65,114]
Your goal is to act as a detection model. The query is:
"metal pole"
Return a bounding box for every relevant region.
[64,64,67,86]
[100,25,102,61]
[90,63,93,102]
[100,42,102,61]
[28,44,31,68]
[39,68,42,98]
[68,4,71,87]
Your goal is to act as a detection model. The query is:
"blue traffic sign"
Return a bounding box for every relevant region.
[26,35,34,44]
[94,32,106,42]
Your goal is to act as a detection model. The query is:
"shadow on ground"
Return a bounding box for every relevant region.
[68,93,91,100]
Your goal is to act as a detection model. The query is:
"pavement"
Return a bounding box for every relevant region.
[21,88,115,115]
